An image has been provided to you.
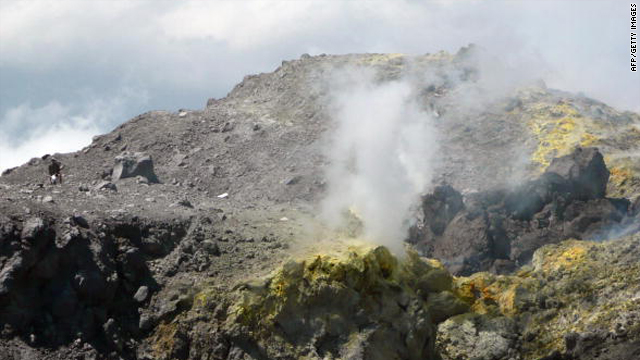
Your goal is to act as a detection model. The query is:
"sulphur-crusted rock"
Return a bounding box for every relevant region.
[440,232,640,360]
[162,245,469,360]
[226,246,434,360]
[436,313,518,360]
[425,291,470,323]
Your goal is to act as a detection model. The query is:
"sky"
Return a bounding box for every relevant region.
[1,0,638,172]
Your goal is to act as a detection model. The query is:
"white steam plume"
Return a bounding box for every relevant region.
[320,68,437,254]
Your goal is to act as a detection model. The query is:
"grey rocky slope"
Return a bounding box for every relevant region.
[1,47,639,360]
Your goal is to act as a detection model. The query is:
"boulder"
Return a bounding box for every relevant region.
[433,212,492,276]
[134,286,150,303]
[422,185,464,236]
[544,147,609,200]
[72,214,90,228]
[112,151,159,183]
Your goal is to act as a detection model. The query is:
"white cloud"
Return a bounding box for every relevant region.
[0,121,98,174]
[0,102,99,171]
[0,87,148,171]
[2,1,637,105]
[157,1,330,49]
[0,0,638,174]
[0,0,139,69]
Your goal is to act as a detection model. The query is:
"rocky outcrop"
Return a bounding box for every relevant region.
[112,152,159,183]
[410,147,635,275]
[139,232,640,360]
[0,211,189,357]
[142,246,469,360]
[436,313,519,360]
[438,233,640,360]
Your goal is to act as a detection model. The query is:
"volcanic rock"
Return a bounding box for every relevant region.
[413,147,635,275]
[440,234,640,360]
[95,181,117,191]
[166,246,463,360]
[544,146,609,200]
[421,184,464,236]
[112,151,159,183]
[436,313,518,360]
[133,286,150,303]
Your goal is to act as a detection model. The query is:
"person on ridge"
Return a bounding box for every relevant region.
[48,157,64,185]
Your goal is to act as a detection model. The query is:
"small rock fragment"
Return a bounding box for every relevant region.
[176,199,193,208]
[133,286,149,303]
[95,181,117,192]
[283,176,302,185]
[72,214,89,228]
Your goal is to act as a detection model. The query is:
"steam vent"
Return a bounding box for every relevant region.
[1,49,640,360]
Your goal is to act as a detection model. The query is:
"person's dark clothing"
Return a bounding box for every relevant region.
[48,162,61,176]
